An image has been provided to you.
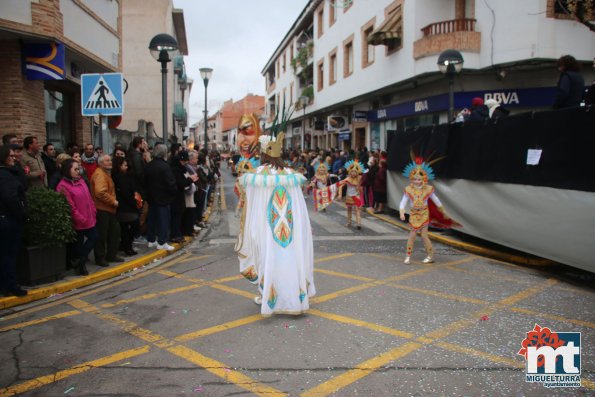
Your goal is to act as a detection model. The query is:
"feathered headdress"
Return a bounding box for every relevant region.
[402,148,444,184]
[314,162,330,174]
[236,156,260,175]
[344,159,367,174]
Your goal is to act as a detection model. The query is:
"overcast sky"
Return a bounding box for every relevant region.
[173,0,310,126]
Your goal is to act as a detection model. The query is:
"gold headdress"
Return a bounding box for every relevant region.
[259,132,285,158]
[345,160,367,174]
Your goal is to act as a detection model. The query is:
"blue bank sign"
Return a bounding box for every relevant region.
[368,87,557,121]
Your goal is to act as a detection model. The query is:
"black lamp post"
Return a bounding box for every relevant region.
[437,49,464,122]
[299,95,309,150]
[149,33,179,145]
[199,67,213,150]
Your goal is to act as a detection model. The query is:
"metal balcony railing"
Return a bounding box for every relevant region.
[421,18,476,37]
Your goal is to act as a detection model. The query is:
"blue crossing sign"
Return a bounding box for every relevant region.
[81,73,124,116]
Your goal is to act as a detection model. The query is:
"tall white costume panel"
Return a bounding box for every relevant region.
[236,165,316,316]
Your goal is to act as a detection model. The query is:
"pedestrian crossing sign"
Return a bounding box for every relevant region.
[81,73,124,116]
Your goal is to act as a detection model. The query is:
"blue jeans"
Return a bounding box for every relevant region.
[147,204,170,245]
[0,216,23,291]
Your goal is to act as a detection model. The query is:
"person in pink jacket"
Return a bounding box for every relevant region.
[56,159,97,275]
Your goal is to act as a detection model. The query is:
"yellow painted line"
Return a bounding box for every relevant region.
[210,283,256,299]
[424,307,500,340]
[0,251,193,318]
[301,341,422,397]
[100,284,205,308]
[178,254,214,264]
[214,274,244,283]
[219,180,227,211]
[175,314,264,342]
[315,268,377,282]
[314,253,354,263]
[311,282,379,304]
[308,309,415,339]
[158,269,204,283]
[435,341,523,368]
[0,345,151,397]
[387,283,488,305]
[69,299,166,344]
[167,345,286,396]
[497,278,558,306]
[509,307,595,329]
[583,379,595,389]
[445,264,531,285]
[0,310,81,332]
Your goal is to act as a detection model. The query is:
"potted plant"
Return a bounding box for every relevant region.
[19,187,76,285]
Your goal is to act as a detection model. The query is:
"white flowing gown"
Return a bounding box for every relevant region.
[236,165,316,316]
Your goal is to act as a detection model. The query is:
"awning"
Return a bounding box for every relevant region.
[367,6,402,46]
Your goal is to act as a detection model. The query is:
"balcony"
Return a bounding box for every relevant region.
[413,18,480,59]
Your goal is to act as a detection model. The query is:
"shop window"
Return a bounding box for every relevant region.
[361,17,376,68]
[317,6,324,38]
[329,48,338,85]
[317,59,324,91]
[44,88,72,151]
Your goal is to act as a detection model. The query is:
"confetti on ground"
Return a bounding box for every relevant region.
[64,386,75,394]
[289,325,296,329]
[120,362,131,366]
[182,309,189,315]
[283,323,289,328]
[193,386,203,392]
[480,315,489,321]
[171,311,176,314]
[224,368,230,372]
[224,349,231,353]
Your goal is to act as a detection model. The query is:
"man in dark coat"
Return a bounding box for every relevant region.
[468,97,490,122]
[144,144,177,251]
[169,150,197,243]
[553,55,585,109]
[0,146,28,296]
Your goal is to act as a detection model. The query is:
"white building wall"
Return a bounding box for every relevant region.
[0,0,35,24]
[61,0,120,68]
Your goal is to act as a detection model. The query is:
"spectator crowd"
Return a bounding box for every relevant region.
[0,134,221,297]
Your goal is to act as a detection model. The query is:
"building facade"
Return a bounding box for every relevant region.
[121,0,189,147]
[0,0,121,149]
[262,0,595,151]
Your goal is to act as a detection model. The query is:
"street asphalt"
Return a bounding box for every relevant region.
[0,166,593,396]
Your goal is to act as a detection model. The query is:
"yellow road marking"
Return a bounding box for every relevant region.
[315,268,376,282]
[167,345,286,396]
[314,253,354,263]
[0,345,151,397]
[175,314,264,342]
[387,283,488,305]
[435,341,523,368]
[445,264,531,285]
[100,284,205,308]
[214,274,244,283]
[178,254,214,264]
[0,310,80,333]
[311,282,379,304]
[509,307,595,329]
[210,283,256,299]
[220,181,227,210]
[1,252,194,320]
[498,278,558,306]
[301,341,423,397]
[158,269,203,283]
[308,309,415,339]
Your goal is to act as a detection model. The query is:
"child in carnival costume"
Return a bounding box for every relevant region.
[399,154,460,264]
[234,156,260,215]
[339,160,366,230]
[309,161,332,211]
[235,107,315,316]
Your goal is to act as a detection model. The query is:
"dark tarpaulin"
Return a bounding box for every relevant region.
[387,107,595,192]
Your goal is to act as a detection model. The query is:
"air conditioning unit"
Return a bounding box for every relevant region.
[327,115,347,131]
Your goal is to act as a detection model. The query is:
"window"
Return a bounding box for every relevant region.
[329,48,338,85]
[290,42,294,65]
[290,82,294,105]
[317,58,324,91]
[343,34,354,78]
[317,5,324,38]
[361,17,376,68]
[282,50,286,73]
[549,0,594,20]
[282,88,286,107]
[329,3,336,26]
[44,88,73,151]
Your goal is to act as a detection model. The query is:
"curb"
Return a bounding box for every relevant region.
[0,239,192,310]
[1,187,220,311]
[363,208,555,266]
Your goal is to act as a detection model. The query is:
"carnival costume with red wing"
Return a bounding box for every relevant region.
[399,155,461,231]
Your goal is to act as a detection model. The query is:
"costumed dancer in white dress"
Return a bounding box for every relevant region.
[399,155,460,264]
[236,131,316,316]
[233,156,260,215]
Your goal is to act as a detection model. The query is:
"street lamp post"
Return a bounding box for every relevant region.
[149,33,179,145]
[437,49,464,122]
[199,68,213,150]
[299,95,309,150]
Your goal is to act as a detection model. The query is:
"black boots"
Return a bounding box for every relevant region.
[77,258,89,276]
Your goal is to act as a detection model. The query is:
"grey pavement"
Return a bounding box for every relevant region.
[0,166,593,396]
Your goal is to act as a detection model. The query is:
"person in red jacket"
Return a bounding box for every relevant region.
[373,159,388,214]
[80,143,98,178]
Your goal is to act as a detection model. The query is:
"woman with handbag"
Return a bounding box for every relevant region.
[112,156,139,256]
